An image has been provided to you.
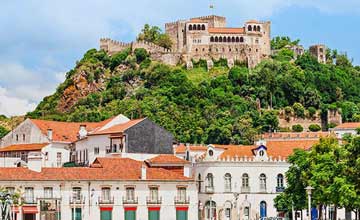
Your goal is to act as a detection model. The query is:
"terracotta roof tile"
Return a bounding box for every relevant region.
[208,27,245,34]
[30,118,113,142]
[0,157,192,181]
[335,122,360,129]
[0,143,49,152]
[219,145,255,159]
[147,155,190,165]
[89,119,145,135]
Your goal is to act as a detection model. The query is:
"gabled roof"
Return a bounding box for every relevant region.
[334,122,360,129]
[30,118,113,142]
[147,155,190,165]
[0,157,192,181]
[208,27,245,34]
[0,143,49,152]
[89,118,145,135]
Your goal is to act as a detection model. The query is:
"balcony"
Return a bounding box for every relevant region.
[174,196,190,205]
[205,186,214,194]
[146,196,162,205]
[276,186,285,193]
[241,187,251,193]
[122,196,138,205]
[23,197,37,205]
[98,196,114,205]
[69,197,85,205]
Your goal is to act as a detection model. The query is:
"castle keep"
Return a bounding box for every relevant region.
[100,15,271,68]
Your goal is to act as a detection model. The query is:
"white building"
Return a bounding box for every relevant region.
[332,122,360,139]
[0,155,197,220]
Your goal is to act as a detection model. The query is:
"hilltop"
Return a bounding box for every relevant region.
[25,34,360,144]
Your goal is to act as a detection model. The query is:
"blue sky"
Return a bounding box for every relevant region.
[0,0,359,116]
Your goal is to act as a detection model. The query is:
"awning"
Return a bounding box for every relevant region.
[22,206,38,214]
[176,207,189,211]
[124,207,137,211]
[100,207,113,211]
[148,207,160,211]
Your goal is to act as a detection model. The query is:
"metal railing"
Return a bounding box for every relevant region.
[98,196,114,204]
[122,196,138,204]
[69,197,85,204]
[174,196,190,205]
[241,187,251,193]
[146,196,162,205]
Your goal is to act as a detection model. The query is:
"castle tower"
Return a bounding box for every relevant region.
[309,44,326,64]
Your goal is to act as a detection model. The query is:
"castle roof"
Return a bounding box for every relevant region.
[208,27,245,34]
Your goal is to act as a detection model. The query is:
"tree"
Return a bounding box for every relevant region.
[292,124,303,132]
[293,102,305,118]
[134,48,149,63]
[137,24,173,49]
[271,36,300,50]
[0,126,9,138]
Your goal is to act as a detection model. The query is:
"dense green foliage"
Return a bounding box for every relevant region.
[308,124,321,132]
[137,24,173,49]
[0,126,9,138]
[292,124,303,132]
[274,137,360,219]
[28,36,360,144]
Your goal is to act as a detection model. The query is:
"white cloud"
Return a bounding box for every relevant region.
[0,87,37,117]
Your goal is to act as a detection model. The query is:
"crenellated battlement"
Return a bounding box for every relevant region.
[197,155,288,163]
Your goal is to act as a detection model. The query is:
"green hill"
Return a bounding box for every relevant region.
[27,37,360,144]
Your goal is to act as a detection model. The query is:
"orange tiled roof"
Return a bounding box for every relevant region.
[208,27,245,34]
[0,143,49,152]
[89,118,145,135]
[335,122,360,129]
[219,145,255,159]
[30,118,113,142]
[0,157,192,181]
[147,155,190,165]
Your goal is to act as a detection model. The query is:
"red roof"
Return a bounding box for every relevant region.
[0,157,192,181]
[208,27,245,34]
[30,118,113,142]
[147,155,190,165]
[0,143,48,152]
[89,119,145,135]
[219,145,255,159]
[335,122,360,129]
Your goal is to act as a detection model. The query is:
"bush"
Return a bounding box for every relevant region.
[327,122,337,129]
[292,124,303,132]
[307,107,317,118]
[293,102,305,118]
[134,48,149,63]
[0,126,9,138]
[308,124,321,132]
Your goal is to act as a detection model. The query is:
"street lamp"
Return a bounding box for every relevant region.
[305,186,314,220]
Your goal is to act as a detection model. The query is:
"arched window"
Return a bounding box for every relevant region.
[235,37,239,43]
[219,37,223,42]
[189,25,193,31]
[186,151,190,161]
[277,174,284,188]
[210,36,214,42]
[260,173,266,191]
[223,36,227,42]
[195,48,198,52]
[242,173,249,188]
[202,24,206,30]
[232,37,235,43]
[198,174,202,193]
[22,134,25,141]
[16,134,18,141]
[206,173,214,192]
[224,173,232,192]
[227,36,231,42]
[260,201,267,218]
[193,24,197,30]
[257,25,261,32]
[240,37,244,42]
[248,25,252,31]
[205,201,217,220]
[197,24,201,30]
[215,36,219,42]
[253,25,257,31]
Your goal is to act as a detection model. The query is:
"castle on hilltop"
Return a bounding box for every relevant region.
[100,15,271,68]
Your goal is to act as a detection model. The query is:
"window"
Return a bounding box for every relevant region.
[210,36,214,42]
[260,174,266,191]
[126,187,135,201]
[16,134,19,141]
[44,187,53,198]
[259,150,264,156]
[197,24,201,30]
[23,134,25,141]
[149,187,159,201]
[206,173,214,192]
[189,25,193,31]
[193,24,197,30]
[225,208,231,218]
[215,36,218,42]
[224,173,232,192]
[197,174,202,193]
[257,25,261,32]
[277,174,284,188]
[248,25,252,31]
[102,187,111,202]
[177,187,187,202]
[6,187,15,194]
[260,201,267,218]
[208,150,213,156]
[240,37,244,42]
[202,24,206,30]
[205,201,216,220]
[242,173,249,188]
[223,37,227,42]
[73,187,82,201]
[24,187,34,203]
[94,147,100,155]
[57,152,62,167]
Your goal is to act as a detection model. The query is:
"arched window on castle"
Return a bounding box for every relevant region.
[193,24,197,30]
[210,36,214,42]
[232,37,235,43]
[240,37,244,42]
[202,24,206,30]
[248,25,252,31]
[223,36,226,42]
[257,25,261,32]
[253,25,257,31]
[189,25,193,31]
[197,24,201,30]
[219,37,223,42]
[235,37,239,43]
[227,36,231,42]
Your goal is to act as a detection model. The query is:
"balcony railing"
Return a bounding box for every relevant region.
[98,196,114,204]
[205,186,214,193]
[23,197,37,205]
[241,187,251,193]
[122,196,138,205]
[174,196,190,205]
[276,186,285,193]
[69,197,85,204]
[146,196,162,205]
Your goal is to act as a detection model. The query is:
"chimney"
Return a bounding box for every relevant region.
[27,152,42,172]
[78,125,88,139]
[47,129,53,141]
[141,164,147,180]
